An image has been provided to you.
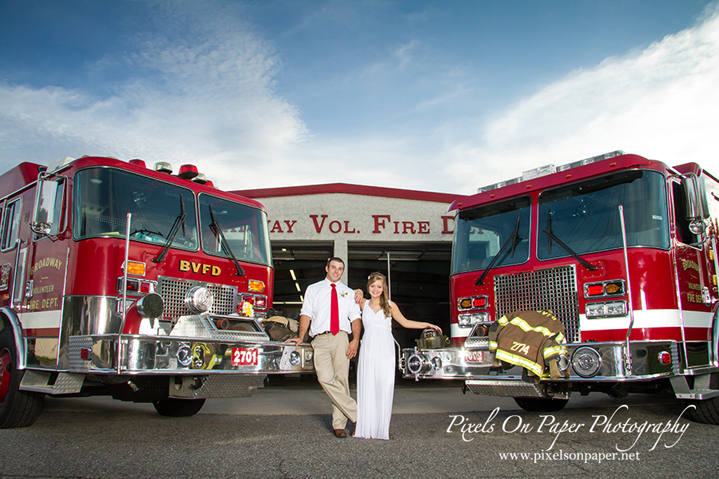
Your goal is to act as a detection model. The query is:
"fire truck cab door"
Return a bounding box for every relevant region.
[1,197,26,309]
[19,176,69,368]
[671,177,715,339]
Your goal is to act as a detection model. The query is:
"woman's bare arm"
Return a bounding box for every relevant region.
[390,302,442,333]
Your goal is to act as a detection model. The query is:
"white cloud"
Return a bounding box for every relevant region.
[451,2,719,193]
[264,1,719,196]
[391,40,420,71]
[2,1,718,197]
[0,1,306,187]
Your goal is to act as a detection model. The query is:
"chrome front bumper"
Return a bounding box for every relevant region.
[68,335,313,374]
[400,339,682,384]
[67,313,314,375]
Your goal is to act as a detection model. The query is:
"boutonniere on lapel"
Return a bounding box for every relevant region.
[340,291,348,298]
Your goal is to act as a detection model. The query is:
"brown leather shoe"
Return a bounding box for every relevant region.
[350,422,356,436]
[334,429,348,438]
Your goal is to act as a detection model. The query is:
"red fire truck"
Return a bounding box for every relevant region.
[401,151,719,423]
[0,156,314,428]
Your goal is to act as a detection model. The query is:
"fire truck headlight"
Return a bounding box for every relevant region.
[136,293,164,319]
[185,286,214,314]
[458,312,489,328]
[572,347,602,378]
[585,300,627,318]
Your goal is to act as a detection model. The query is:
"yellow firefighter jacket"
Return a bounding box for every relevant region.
[488,310,567,379]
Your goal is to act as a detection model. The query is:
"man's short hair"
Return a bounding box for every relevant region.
[326,257,345,267]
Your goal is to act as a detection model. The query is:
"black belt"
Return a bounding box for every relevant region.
[312,331,345,339]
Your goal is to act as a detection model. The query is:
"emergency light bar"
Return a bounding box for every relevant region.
[154,162,173,174]
[477,150,625,193]
[129,159,147,168]
[178,164,199,180]
[557,150,625,172]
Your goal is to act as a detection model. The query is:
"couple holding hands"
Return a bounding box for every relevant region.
[286,257,441,440]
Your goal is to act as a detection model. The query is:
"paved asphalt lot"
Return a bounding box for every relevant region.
[1,376,718,478]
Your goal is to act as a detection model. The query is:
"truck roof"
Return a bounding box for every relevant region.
[449,152,676,212]
[1,157,267,212]
[0,162,45,199]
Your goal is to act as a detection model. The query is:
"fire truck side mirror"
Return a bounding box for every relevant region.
[30,176,65,237]
[689,219,706,236]
[683,174,710,221]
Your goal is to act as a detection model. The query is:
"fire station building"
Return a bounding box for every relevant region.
[232,183,464,346]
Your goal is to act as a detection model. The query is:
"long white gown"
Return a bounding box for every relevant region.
[355,300,395,440]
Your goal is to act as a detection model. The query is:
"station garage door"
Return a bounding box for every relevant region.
[271,241,451,350]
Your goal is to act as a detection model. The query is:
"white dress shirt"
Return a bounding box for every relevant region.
[300,278,361,337]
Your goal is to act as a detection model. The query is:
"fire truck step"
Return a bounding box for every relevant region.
[670,375,719,400]
[465,378,545,398]
[19,371,84,395]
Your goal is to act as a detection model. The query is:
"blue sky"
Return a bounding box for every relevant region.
[1,0,717,195]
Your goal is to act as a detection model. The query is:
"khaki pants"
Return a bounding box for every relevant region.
[312,332,357,430]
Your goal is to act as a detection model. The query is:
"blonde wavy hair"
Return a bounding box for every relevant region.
[367,272,392,318]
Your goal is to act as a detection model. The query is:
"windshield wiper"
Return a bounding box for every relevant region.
[475,214,522,285]
[542,208,598,271]
[546,209,553,255]
[131,228,163,239]
[208,205,245,277]
[152,195,187,263]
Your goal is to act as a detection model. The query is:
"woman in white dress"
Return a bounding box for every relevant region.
[354,272,442,440]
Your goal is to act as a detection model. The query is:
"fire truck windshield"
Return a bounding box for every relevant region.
[198,193,271,267]
[74,167,199,251]
[452,196,531,275]
[537,170,669,260]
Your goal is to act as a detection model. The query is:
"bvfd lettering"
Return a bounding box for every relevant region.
[179,260,221,276]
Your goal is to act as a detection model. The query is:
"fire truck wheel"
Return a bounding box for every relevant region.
[513,397,569,412]
[152,398,206,417]
[687,398,719,425]
[0,328,45,428]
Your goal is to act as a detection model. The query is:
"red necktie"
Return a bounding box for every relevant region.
[330,283,339,335]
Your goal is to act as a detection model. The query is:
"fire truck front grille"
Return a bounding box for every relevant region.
[494,265,580,342]
[157,277,237,319]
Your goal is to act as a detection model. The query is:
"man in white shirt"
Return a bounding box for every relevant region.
[287,257,361,437]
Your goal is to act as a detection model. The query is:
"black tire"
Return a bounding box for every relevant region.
[514,397,569,412]
[687,398,719,425]
[0,327,45,428]
[153,398,206,417]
